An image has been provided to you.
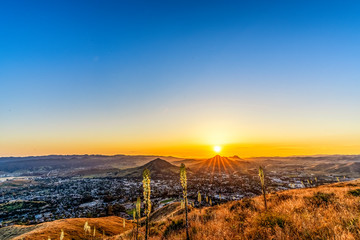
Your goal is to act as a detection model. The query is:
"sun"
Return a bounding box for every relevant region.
[213,145,222,153]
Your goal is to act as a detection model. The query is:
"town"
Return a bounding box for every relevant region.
[0,170,347,228]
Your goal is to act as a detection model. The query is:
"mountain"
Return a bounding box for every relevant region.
[116,158,181,178]
[0,155,184,177]
[190,155,250,175]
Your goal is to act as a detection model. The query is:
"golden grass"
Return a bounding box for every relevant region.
[8,216,134,240]
[123,180,360,240]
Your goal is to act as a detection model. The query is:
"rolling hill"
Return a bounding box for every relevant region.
[116,158,181,178]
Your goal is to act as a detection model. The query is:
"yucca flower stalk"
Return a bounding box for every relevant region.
[180,163,190,240]
[197,191,202,213]
[209,198,212,206]
[93,226,96,237]
[60,229,64,240]
[258,166,267,210]
[142,168,151,240]
[123,218,126,229]
[84,221,88,236]
[135,196,141,240]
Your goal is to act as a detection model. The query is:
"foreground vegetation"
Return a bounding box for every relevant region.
[2,180,360,239]
[115,179,360,240]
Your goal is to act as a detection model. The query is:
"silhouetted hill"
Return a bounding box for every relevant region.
[0,155,183,176]
[116,158,181,178]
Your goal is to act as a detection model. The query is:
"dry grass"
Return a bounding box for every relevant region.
[119,179,360,240]
[4,180,360,239]
[1,216,134,240]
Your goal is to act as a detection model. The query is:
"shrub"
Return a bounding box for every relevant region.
[230,198,257,212]
[343,217,360,233]
[270,193,293,202]
[163,219,185,237]
[348,189,360,197]
[304,192,336,207]
[256,212,287,229]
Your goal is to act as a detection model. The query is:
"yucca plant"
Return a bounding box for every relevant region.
[258,166,267,210]
[181,199,185,209]
[84,221,88,234]
[142,168,151,240]
[180,163,190,240]
[135,196,141,240]
[123,218,126,229]
[197,191,202,213]
[60,229,64,240]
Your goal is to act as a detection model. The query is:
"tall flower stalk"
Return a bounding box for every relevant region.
[142,168,151,240]
[258,166,267,210]
[180,163,190,240]
[135,196,141,240]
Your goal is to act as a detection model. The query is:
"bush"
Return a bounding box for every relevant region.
[270,193,293,202]
[256,212,287,229]
[304,192,335,207]
[348,189,360,197]
[163,219,185,237]
[230,198,257,212]
[202,209,216,223]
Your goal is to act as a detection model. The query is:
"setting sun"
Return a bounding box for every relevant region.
[213,145,222,153]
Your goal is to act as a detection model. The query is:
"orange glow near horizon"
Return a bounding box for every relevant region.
[1,137,360,158]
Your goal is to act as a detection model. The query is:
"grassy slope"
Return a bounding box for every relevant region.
[0,216,134,240]
[3,180,360,239]
[115,179,360,240]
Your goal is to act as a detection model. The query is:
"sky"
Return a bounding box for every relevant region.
[1,1,360,158]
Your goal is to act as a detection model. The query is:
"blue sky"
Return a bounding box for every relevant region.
[1,1,360,157]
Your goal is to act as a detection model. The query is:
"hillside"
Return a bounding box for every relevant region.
[3,180,360,239]
[114,179,360,240]
[0,155,184,177]
[0,216,134,240]
[116,158,181,178]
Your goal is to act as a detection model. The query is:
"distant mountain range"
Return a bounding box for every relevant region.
[2,154,360,177]
[0,155,184,176]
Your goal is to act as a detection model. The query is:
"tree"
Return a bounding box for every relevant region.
[180,163,190,240]
[142,168,151,240]
[258,166,267,210]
